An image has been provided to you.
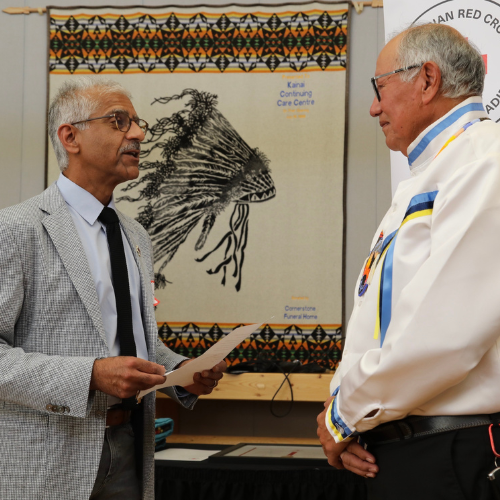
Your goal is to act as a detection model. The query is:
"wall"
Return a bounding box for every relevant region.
[0,0,390,438]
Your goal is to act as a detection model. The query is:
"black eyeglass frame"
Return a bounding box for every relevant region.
[71,112,149,133]
[371,64,423,102]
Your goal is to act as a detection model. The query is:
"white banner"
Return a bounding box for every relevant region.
[383,0,500,194]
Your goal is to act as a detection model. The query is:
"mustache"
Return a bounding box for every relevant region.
[119,141,141,154]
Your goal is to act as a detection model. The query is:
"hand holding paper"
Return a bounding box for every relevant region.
[180,358,227,396]
[139,322,263,398]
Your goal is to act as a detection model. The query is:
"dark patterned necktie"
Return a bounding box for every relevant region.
[99,207,138,409]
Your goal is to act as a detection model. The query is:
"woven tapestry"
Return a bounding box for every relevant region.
[47,2,349,371]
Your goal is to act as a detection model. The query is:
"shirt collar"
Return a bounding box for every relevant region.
[56,172,116,226]
[406,96,488,174]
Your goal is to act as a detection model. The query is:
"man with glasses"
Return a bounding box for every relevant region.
[318,23,500,499]
[0,78,226,500]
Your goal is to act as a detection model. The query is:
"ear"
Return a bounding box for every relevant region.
[57,124,80,155]
[420,61,441,105]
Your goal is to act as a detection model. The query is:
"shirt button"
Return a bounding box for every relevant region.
[96,410,105,419]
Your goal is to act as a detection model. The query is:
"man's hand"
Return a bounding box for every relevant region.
[180,359,227,396]
[89,357,167,399]
[317,396,350,468]
[337,441,379,478]
[317,396,379,478]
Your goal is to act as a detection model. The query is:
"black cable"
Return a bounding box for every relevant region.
[269,359,301,418]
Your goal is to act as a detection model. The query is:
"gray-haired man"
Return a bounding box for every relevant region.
[0,78,225,500]
[318,23,500,499]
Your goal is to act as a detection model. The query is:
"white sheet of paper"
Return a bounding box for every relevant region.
[139,322,263,398]
[154,448,222,461]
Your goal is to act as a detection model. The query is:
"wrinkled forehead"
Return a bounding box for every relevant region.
[89,89,137,117]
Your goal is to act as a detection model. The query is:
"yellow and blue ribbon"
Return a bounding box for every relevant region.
[408,104,484,166]
[374,191,438,346]
[327,386,353,441]
[434,118,482,159]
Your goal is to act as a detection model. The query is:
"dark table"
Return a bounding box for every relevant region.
[155,444,367,500]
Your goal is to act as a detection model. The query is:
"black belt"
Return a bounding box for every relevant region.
[106,408,132,427]
[360,413,500,446]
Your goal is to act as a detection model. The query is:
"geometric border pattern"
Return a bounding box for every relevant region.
[158,323,342,370]
[49,7,348,74]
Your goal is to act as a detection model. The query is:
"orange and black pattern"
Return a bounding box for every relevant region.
[49,8,348,74]
[158,323,342,370]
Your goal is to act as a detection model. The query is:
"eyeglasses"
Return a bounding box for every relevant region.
[71,110,149,133]
[371,64,423,102]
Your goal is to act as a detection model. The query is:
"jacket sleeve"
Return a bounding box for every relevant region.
[143,231,197,409]
[155,338,197,409]
[327,144,500,441]
[0,218,97,418]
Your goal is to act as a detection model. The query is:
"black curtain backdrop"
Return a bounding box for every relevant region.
[155,460,367,500]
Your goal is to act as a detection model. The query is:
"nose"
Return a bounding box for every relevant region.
[126,120,146,142]
[370,95,381,117]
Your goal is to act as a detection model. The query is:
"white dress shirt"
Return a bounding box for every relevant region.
[57,173,149,406]
[327,96,500,442]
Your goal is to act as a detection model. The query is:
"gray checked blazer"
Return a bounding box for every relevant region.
[0,182,192,500]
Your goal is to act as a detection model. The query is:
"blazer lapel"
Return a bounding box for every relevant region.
[118,213,157,359]
[40,184,108,350]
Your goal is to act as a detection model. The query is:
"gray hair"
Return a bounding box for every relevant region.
[391,23,485,99]
[48,77,131,171]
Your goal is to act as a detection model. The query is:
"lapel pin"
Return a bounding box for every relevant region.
[136,246,141,257]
